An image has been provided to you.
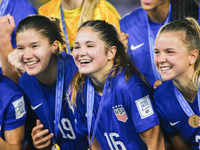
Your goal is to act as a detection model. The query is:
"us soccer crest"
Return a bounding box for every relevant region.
[113,105,128,122]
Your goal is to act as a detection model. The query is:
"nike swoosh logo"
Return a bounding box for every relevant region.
[31,103,42,110]
[131,43,144,50]
[170,121,180,126]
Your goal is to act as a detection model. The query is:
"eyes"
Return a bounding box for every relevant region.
[154,49,175,55]
[74,44,95,50]
[17,44,39,51]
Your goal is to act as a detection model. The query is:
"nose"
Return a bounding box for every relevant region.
[23,48,33,59]
[78,47,87,57]
[155,52,166,64]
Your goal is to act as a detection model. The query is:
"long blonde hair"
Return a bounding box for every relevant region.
[79,0,100,26]
[157,17,200,87]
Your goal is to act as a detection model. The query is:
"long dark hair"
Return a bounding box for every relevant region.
[16,15,65,53]
[69,20,150,106]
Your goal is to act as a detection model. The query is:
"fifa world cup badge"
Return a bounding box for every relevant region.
[188,115,199,128]
[51,144,60,150]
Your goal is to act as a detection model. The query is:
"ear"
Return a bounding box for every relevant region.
[107,46,117,60]
[51,40,59,54]
[189,49,199,65]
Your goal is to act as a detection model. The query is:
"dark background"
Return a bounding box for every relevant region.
[28,0,200,18]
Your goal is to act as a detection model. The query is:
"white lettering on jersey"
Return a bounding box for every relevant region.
[135,95,154,119]
[12,96,26,119]
[56,118,76,140]
[104,132,126,150]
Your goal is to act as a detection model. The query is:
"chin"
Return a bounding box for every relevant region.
[141,3,154,10]
[26,70,39,76]
[161,76,172,82]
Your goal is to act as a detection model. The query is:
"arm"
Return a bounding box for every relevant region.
[0,125,25,150]
[31,119,54,150]
[168,134,193,150]
[139,125,165,150]
[0,15,20,83]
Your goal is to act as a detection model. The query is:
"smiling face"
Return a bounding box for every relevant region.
[17,29,57,77]
[154,31,195,82]
[140,0,168,11]
[73,27,114,80]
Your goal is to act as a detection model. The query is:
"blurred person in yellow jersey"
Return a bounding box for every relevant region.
[38,0,121,54]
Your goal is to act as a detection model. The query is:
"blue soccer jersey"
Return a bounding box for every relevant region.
[153,80,200,149]
[120,5,200,87]
[19,52,88,150]
[74,71,159,150]
[0,75,26,138]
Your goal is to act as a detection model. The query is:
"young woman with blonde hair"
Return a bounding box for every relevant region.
[154,17,200,149]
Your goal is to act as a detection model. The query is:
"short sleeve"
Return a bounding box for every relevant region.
[122,81,159,133]
[4,93,26,131]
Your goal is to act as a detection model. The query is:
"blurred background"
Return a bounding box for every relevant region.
[29,0,200,18]
[28,0,200,18]
[28,0,140,18]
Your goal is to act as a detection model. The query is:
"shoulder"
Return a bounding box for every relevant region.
[61,52,77,70]
[94,0,120,32]
[38,0,61,16]
[114,71,152,98]
[96,0,119,13]
[120,7,145,24]
[120,7,147,32]
[0,75,22,93]
[153,80,173,97]
[153,80,175,107]
[0,75,23,105]
[18,72,33,91]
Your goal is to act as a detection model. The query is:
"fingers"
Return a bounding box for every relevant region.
[119,32,129,52]
[33,130,53,149]
[6,14,15,30]
[8,49,25,76]
[8,49,18,62]
[31,120,54,149]
[0,14,15,36]
[36,119,42,126]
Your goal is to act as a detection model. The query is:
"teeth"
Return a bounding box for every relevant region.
[26,61,38,66]
[80,60,91,63]
[161,67,172,71]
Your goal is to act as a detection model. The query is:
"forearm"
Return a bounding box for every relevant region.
[139,125,165,150]
[0,137,22,150]
[0,15,19,83]
[0,39,19,83]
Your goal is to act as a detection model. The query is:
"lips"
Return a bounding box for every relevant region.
[142,0,153,4]
[160,66,172,71]
[25,60,39,66]
[79,59,91,64]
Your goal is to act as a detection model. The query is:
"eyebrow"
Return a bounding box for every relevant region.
[74,41,96,44]
[17,42,40,47]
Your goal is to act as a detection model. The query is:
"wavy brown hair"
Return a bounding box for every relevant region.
[69,20,150,106]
